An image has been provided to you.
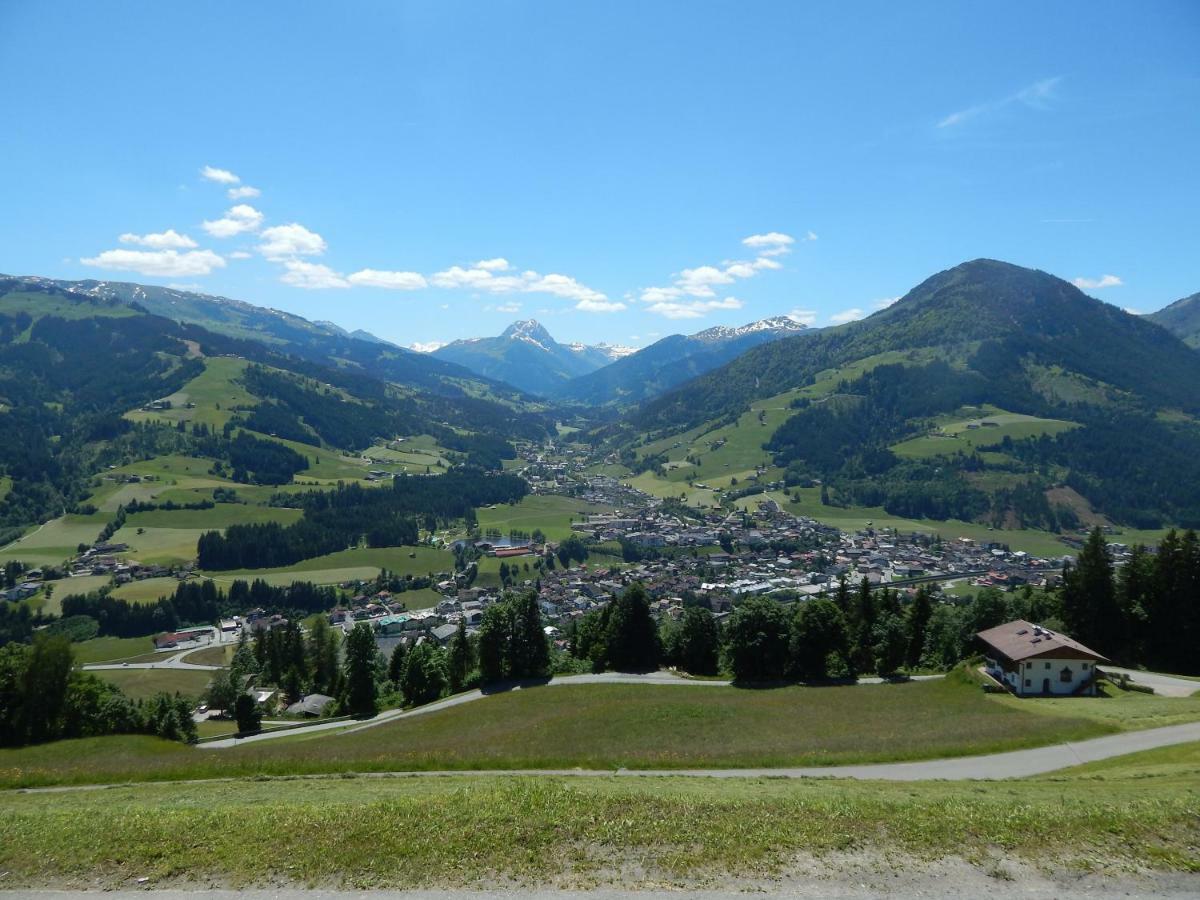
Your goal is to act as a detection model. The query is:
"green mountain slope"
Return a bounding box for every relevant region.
[2,274,531,405]
[1148,291,1200,348]
[0,278,551,537]
[622,260,1200,530]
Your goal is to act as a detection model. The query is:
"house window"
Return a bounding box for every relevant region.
[1025,662,1032,669]
[1060,667,1073,683]
[1024,679,1031,687]
[1045,662,1051,669]
[1081,663,1089,670]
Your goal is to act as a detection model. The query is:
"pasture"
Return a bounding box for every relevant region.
[91,667,214,701]
[202,545,455,587]
[2,742,1197,887]
[0,672,1152,789]
[476,493,615,540]
[890,408,1080,460]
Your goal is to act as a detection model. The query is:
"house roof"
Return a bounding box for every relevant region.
[976,619,1108,663]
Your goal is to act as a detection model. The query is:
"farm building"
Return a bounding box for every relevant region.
[977,619,1107,697]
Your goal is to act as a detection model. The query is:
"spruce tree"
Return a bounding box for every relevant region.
[604,583,659,673]
[446,619,473,691]
[342,622,379,716]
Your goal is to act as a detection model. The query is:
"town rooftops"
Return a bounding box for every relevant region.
[976,619,1108,664]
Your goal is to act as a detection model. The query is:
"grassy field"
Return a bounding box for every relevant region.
[70,635,159,664]
[202,545,455,586]
[91,668,214,701]
[0,673,1151,789]
[0,743,1196,888]
[123,356,255,430]
[994,680,1200,730]
[890,408,1080,460]
[0,512,108,567]
[476,493,615,540]
[180,644,234,666]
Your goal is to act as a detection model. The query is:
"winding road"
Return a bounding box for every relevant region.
[83,647,224,672]
[182,670,1200,781]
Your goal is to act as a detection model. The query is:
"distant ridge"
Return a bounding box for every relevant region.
[431,319,629,395]
[552,315,808,407]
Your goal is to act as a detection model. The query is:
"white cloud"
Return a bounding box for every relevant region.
[742,232,795,250]
[410,341,445,353]
[429,261,610,306]
[279,260,347,289]
[167,283,205,292]
[474,257,510,272]
[258,223,326,259]
[637,233,796,316]
[203,204,264,238]
[938,76,1062,129]
[576,298,627,313]
[646,297,743,320]
[347,269,427,290]
[873,296,901,309]
[118,229,197,250]
[493,302,521,314]
[227,185,261,200]
[804,230,818,241]
[830,307,864,324]
[1072,274,1123,290]
[81,248,226,277]
[787,308,818,326]
[228,251,253,260]
[200,165,240,185]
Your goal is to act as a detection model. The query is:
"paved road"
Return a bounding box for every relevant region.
[198,671,944,749]
[83,647,223,672]
[1103,666,1199,698]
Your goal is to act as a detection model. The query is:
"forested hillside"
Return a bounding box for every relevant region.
[0,279,551,538]
[618,260,1200,529]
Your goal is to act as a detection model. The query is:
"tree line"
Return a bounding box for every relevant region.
[0,633,198,748]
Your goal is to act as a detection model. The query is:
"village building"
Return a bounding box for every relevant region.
[976,619,1107,696]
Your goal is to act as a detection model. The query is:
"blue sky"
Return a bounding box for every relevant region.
[1,1,1197,349]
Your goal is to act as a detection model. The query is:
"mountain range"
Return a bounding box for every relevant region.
[552,315,808,407]
[1,260,1197,538]
[431,320,630,395]
[433,315,808,401]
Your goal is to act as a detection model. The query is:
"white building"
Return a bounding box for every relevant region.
[977,620,1107,697]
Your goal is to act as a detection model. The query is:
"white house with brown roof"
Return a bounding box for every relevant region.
[976,619,1107,697]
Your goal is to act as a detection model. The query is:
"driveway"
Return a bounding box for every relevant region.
[1103,667,1199,698]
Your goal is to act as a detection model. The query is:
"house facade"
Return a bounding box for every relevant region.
[976,619,1107,697]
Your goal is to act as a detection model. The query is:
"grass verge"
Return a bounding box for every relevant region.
[0,744,1197,888]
